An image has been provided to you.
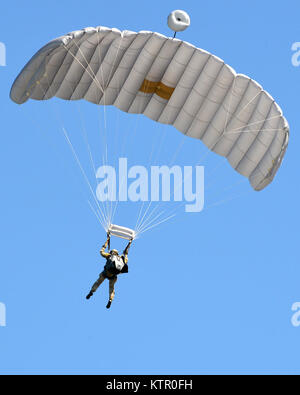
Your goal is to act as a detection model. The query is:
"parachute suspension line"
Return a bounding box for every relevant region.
[38,71,109,230]
[46,43,110,228]
[136,106,189,235]
[136,213,176,237]
[106,32,126,227]
[76,103,102,194]
[103,32,133,227]
[65,33,109,227]
[135,89,177,233]
[136,209,167,236]
[44,70,104,229]
[224,114,283,133]
[134,86,154,231]
[220,83,285,139]
[223,76,237,136]
[76,103,98,177]
[135,109,175,232]
[94,29,110,227]
[229,88,261,124]
[21,105,109,229]
[136,139,211,233]
[140,76,285,231]
[111,112,142,225]
[87,200,106,228]
[109,114,135,223]
[137,177,246,238]
[19,68,107,229]
[138,85,278,232]
[112,78,153,229]
[221,81,284,136]
[109,116,136,225]
[136,75,249,233]
[205,179,247,212]
[108,71,122,226]
[217,178,246,193]
[61,127,109,229]
[135,195,177,236]
[225,126,284,135]
[62,44,104,94]
[105,31,125,91]
[139,183,249,236]
[135,119,193,233]
[134,115,168,232]
[198,76,244,193]
[135,136,186,229]
[168,138,186,167]
[136,121,220,233]
[94,29,125,227]
[133,80,157,230]
[205,190,251,210]
[112,77,150,228]
[96,106,110,227]
[138,180,250,238]
[194,78,256,195]
[75,102,113,229]
[203,159,234,192]
[199,78,284,196]
[136,212,165,237]
[201,85,281,193]
[136,204,163,236]
[206,84,284,193]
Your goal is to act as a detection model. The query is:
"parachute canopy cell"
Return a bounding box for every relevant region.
[10,25,289,191]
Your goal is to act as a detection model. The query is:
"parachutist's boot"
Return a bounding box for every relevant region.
[106,300,112,309]
[86,291,94,300]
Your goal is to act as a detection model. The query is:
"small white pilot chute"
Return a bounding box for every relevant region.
[107,224,136,240]
[167,10,190,34]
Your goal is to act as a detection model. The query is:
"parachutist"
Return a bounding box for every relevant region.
[86,234,133,309]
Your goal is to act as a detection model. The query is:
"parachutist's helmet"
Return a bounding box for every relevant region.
[110,249,118,255]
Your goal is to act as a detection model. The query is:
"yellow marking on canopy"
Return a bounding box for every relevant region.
[139,79,175,100]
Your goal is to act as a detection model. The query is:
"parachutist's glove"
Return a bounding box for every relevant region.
[106,300,112,309]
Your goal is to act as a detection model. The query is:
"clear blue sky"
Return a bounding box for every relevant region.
[0,0,300,375]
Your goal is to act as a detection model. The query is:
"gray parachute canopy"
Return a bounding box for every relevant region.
[10,26,289,191]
